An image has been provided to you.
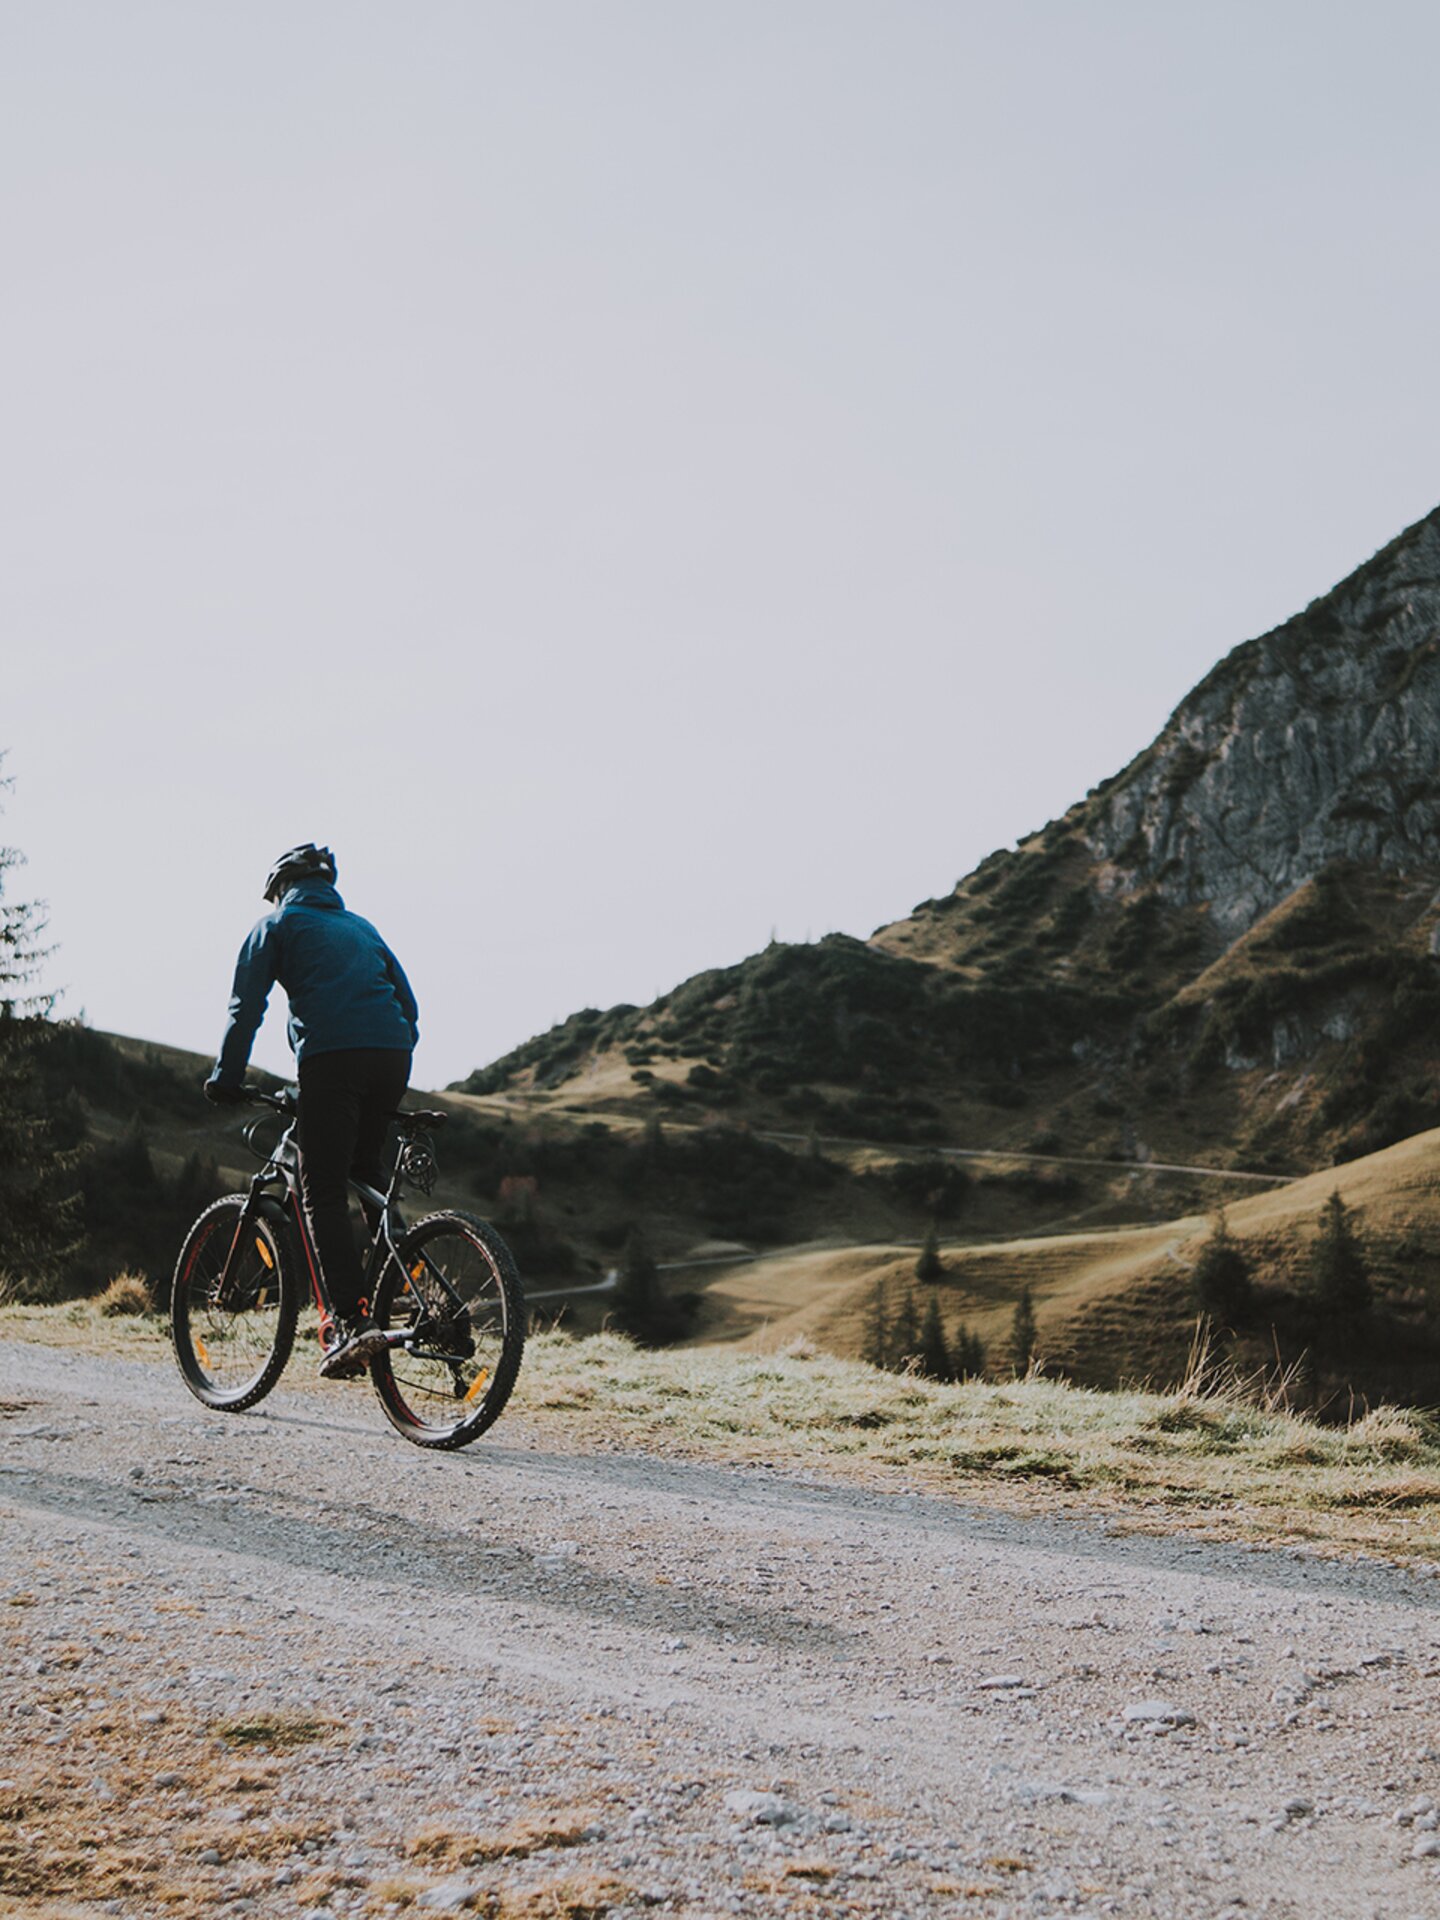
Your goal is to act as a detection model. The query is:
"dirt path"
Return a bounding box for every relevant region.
[4,1340,1440,1919]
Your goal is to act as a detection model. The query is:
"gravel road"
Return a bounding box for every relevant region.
[5,1338,1440,1920]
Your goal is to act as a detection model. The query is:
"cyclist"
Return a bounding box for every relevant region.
[204,844,419,1381]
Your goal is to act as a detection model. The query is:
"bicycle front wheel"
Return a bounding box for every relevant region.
[171,1195,298,1412]
[370,1211,525,1449]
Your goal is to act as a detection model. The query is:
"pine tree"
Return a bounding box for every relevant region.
[918,1292,951,1380]
[1191,1211,1255,1322]
[174,1152,225,1216]
[862,1279,891,1371]
[915,1221,943,1284]
[110,1121,159,1191]
[954,1326,986,1381]
[893,1287,921,1370]
[1010,1286,1037,1376]
[0,777,82,1300]
[1310,1191,1371,1320]
[611,1227,689,1344]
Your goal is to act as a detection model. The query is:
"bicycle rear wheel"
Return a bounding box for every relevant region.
[370,1210,525,1449]
[171,1195,298,1411]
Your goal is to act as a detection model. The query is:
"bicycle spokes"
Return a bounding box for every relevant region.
[370,1212,524,1447]
[171,1196,298,1412]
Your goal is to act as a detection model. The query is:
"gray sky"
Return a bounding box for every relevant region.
[5,1,1440,1088]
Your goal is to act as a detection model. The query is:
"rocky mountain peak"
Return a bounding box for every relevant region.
[1081,506,1440,934]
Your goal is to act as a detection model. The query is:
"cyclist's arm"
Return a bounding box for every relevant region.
[383,945,420,1050]
[211,921,280,1086]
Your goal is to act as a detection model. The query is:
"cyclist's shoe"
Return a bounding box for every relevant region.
[318,1316,390,1381]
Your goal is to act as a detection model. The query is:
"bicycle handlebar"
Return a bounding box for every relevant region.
[242,1086,299,1115]
[237,1086,447,1130]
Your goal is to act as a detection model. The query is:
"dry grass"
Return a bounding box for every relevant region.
[0,1902,101,1920]
[96,1271,154,1316]
[0,1690,333,1918]
[779,1857,838,1880]
[0,1298,174,1358]
[491,1877,629,1919]
[406,1813,599,1865]
[365,1873,627,1917]
[212,1709,338,1749]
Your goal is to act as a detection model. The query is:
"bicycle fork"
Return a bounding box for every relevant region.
[214,1191,273,1312]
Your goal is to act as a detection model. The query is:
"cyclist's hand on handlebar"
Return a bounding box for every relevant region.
[203,1075,249,1107]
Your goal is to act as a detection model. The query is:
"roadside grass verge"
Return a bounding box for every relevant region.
[515,1328,1440,1563]
[6,1303,1440,1563]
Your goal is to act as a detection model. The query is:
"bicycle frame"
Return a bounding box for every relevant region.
[222,1097,461,1354]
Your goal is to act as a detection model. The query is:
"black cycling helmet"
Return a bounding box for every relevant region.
[263,843,337,902]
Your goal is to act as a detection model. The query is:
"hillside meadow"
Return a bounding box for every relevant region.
[659,1126,1440,1402]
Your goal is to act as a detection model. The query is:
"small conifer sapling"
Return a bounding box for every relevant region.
[915,1222,943,1284]
[893,1287,921,1370]
[862,1279,891,1371]
[918,1292,951,1380]
[1191,1212,1255,1323]
[1010,1286,1038,1376]
[1310,1190,1371,1321]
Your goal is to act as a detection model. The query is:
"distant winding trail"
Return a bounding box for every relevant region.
[465,1088,1293,1186]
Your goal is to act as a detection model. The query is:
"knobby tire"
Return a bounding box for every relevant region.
[171,1194,299,1412]
[370,1210,525,1450]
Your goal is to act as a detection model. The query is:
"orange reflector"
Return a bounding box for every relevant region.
[410,1261,425,1281]
[196,1338,210,1366]
[463,1369,490,1405]
[255,1237,274,1270]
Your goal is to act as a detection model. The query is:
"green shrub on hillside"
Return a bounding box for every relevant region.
[1010,1287,1038,1375]
[1039,886,1094,949]
[1256,869,1366,953]
[1103,895,1163,973]
[918,1292,948,1374]
[611,1228,696,1345]
[980,1165,1082,1205]
[862,1278,891,1371]
[70,1129,228,1294]
[915,1223,943,1283]
[884,1157,971,1218]
[456,934,1135,1111]
[0,783,85,1298]
[1191,1213,1255,1324]
[1308,1192,1372,1322]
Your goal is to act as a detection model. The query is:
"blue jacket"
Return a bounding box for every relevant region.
[212,880,419,1085]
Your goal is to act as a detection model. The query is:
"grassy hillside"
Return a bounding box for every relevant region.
[38,1026,1249,1302]
[34,1027,1440,1412]
[678,1125,1440,1412]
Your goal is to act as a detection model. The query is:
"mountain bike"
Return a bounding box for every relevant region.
[170,1089,525,1450]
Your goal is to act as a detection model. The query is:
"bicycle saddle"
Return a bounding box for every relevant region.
[393,1108,449,1131]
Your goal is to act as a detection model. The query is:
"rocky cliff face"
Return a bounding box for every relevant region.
[1083,508,1440,934]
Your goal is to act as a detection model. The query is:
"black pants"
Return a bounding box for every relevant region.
[296,1048,411,1320]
